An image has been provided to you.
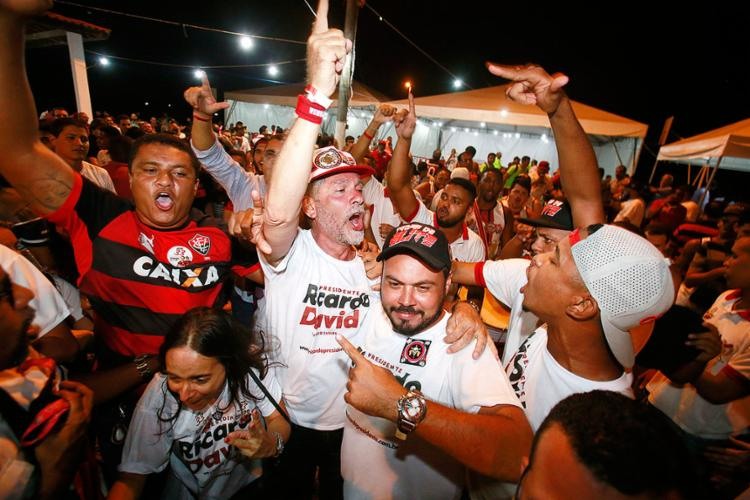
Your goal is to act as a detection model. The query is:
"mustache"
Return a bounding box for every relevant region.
[391,306,420,314]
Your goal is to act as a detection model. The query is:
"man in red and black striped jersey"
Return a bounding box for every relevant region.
[0,2,262,480]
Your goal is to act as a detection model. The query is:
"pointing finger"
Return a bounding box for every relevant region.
[312,0,329,34]
[201,73,212,91]
[336,334,366,363]
[408,90,415,115]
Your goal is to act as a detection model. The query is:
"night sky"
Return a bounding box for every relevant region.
[25,1,750,194]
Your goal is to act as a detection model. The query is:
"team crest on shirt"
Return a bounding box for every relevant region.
[167,245,193,267]
[189,234,211,256]
[401,338,431,366]
[138,232,155,254]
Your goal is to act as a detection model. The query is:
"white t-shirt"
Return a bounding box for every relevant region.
[406,202,485,263]
[506,328,634,431]
[363,177,402,249]
[342,309,520,500]
[0,245,69,337]
[259,229,378,430]
[478,259,540,366]
[465,202,506,260]
[80,161,116,193]
[648,290,750,439]
[119,371,280,500]
[192,138,264,211]
[614,198,645,227]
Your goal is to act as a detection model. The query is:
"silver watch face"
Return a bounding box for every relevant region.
[403,397,424,419]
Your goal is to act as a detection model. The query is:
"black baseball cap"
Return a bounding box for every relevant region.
[518,199,573,230]
[377,223,452,271]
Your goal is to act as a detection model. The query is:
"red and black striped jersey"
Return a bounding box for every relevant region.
[46,174,259,357]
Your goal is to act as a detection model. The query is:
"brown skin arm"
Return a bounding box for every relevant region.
[0,7,75,216]
[486,63,604,227]
[32,322,79,363]
[387,93,420,220]
[72,356,160,405]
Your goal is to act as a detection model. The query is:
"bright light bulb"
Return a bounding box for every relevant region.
[480,122,486,127]
[239,36,254,50]
[268,65,279,76]
[515,132,520,138]
[464,128,470,133]
[99,56,110,66]
[144,101,149,106]
[404,81,412,90]
[453,79,463,89]
[500,109,508,118]
[493,130,498,136]
[194,69,205,80]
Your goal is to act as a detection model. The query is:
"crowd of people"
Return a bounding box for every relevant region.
[0,1,748,499]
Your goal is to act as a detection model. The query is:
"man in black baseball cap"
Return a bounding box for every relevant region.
[518,199,574,255]
[335,222,531,496]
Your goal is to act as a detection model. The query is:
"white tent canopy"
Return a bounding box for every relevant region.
[225,81,647,175]
[657,118,750,172]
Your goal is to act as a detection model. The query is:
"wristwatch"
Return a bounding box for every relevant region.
[396,390,427,438]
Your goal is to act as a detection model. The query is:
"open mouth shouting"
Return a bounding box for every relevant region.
[155,192,174,211]
[348,211,364,231]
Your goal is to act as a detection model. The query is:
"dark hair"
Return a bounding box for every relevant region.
[50,117,88,137]
[108,135,133,163]
[345,135,355,142]
[129,133,201,176]
[124,126,145,140]
[156,307,268,426]
[100,125,122,139]
[448,178,477,202]
[511,174,531,193]
[533,390,701,498]
[464,145,476,157]
[480,168,502,183]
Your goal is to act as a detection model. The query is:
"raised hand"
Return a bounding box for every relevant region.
[183,74,229,117]
[225,408,276,458]
[486,63,569,115]
[228,190,272,254]
[372,104,397,125]
[336,334,405,421]
[393,91,417,140]
[0,0,53,17]
[306,0,352,97]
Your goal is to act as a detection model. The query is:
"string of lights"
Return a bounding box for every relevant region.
[61,0,469,93]
[55,0,306,45]
[87,50,305,71]
[362,2,471,90]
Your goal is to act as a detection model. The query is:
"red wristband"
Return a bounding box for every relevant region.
[193,112,210,122]
[363,131,374,140]
[295,94,326,125]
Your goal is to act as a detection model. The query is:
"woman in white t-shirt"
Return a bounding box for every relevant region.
[109,307,290,500]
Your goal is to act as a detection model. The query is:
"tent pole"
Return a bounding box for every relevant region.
[687,163,691,184]
[698,158,722,212]
[335,0,359,147]
[648,158,660,185]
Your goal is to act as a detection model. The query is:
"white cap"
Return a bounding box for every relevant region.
[570,225,674,369]
[450,167,470,180]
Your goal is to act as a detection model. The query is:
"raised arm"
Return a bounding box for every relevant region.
[0,1,76,215]
[486,63,604,227]
[261,0,351,264]
[349,104,396,164]
[386,92,420,220]
[184,74,229,151]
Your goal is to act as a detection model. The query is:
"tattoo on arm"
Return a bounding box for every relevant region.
[23,172,73,212]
